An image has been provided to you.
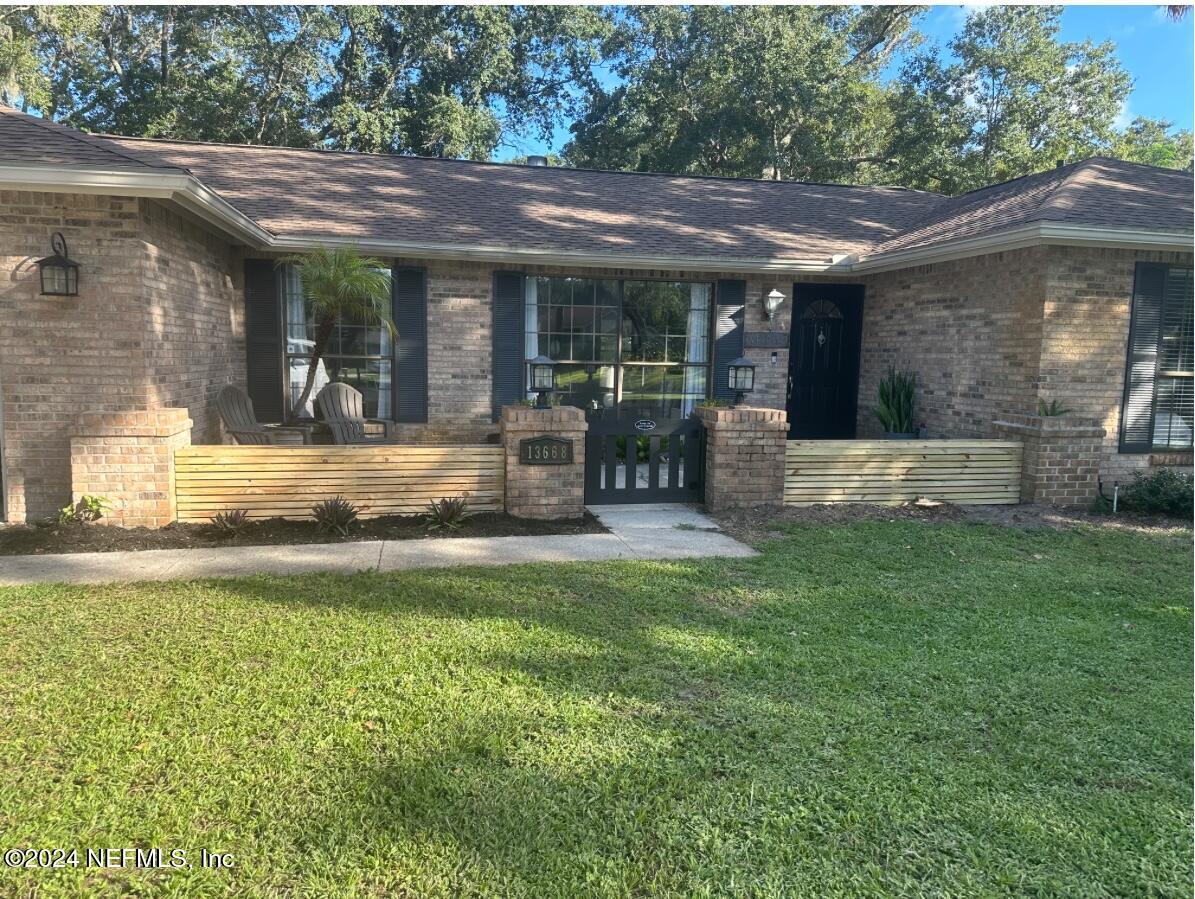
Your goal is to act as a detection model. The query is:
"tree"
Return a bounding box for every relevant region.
[6,6,611,157]
[317,5,610,158]
[1111,116,1194,170]
[565,6,922,182]
[278,248,395,423]
[884,6,1132,193]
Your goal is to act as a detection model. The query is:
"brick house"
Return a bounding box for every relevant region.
[0,105,1191,523]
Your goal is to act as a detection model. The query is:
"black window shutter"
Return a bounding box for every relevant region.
[393,266,428,423]
[244,259,285,423]
[713,279,747,402]
[492,270,525,420]
[1120,263,1166,453]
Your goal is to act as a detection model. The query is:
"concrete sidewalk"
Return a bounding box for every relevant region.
[0,505,754,586]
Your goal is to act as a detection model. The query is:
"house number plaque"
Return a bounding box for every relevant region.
[519,436,573,465]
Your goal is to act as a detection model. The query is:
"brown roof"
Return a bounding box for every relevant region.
[0,107,177,171]
[100,134,942,261]
[1,106,1190,262]
[876,157,1195,255]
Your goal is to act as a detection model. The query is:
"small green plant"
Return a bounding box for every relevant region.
[57,495,110,524]
[876,367,916,435]
[1118,468,1193,517]
[697,398,729,409]
[312,496,360,536]
[1037,397,1072,417]
[423,497,473,531]
[210,509,250,536]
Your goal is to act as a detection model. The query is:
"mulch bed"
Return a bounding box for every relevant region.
[0,512,606,556]
[713,501,1192,545]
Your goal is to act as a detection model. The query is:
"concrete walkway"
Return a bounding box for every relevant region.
[0,505,754,586]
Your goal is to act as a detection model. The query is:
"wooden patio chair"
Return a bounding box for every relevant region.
[216,385,311,445]
[316,382,395,445]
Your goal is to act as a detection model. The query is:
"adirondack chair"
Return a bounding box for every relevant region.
[216,385,311,445]
[316,382,395,445]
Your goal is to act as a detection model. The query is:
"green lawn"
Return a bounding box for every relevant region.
[0,521,1190,897]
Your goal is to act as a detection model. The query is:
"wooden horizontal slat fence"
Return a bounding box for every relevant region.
[175,445,504,521]
[784,440,1023,506]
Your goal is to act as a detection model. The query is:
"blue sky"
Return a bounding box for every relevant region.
[498,4,1195,160]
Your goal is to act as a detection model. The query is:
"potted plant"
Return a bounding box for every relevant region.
[876,367,917,439]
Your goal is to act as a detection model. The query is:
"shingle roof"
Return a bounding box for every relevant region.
[100,134,943,262]
[876,157,1194,255]
[1,105,1190,263]
[0,107,179,171]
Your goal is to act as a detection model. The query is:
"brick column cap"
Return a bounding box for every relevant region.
[993,415,1105,439]
[499,405,588,433]
[699,405,788,430]
[75,408,193,439]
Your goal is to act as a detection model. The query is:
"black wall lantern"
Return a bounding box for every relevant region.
[37,233,79,296]
[728,355,756,405]
[528,354,556,408]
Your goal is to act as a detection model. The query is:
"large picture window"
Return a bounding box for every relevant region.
[524,277,712,418]
[283,265,392,419]
[1121,263,1193,453]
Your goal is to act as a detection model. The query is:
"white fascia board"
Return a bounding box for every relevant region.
[0,164,272,246]
[852,222,1194,273]
[270,233,841,274]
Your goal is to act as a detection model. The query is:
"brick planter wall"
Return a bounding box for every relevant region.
[698,406,788,511]
[993,414,1106,506]
[499,405,587,519]
[70,408,192,527]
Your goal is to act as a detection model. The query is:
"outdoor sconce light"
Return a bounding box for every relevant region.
[528,354,556,408]
[37,232,80,297]
[763,288,786,323]
[727,355,756,406]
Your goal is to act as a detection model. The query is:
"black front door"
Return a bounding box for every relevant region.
[786,283,864,439]
[584,411,704,504]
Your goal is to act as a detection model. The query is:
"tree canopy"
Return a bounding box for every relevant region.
[1,4,1190,193]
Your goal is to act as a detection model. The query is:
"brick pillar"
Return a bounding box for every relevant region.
[499,406,588,520]
[70,408,192,527]
[993,414,1106,506]
[698,406,788,512]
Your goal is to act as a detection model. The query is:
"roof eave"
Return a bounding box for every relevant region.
[0,163,273,247]
[270,233,844,274]
[852,222,1195,273]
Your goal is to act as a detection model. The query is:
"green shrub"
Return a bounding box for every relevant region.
[57,495,110,524]
[312,496,360,536]
[875,367,916,434]
[1118,468,1193,517]
[210,509,250,536]
[423,497,473,532]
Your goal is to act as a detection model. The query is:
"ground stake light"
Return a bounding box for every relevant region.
[728,356,756,406]
[37,232,79,297]
[528,355,557,408]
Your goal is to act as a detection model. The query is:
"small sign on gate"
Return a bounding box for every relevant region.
[634,419,657,432]
[519,435,573,465]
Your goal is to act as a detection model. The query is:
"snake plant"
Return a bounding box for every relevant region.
[875,367,917,434]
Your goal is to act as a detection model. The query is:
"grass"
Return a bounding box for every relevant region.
[0,520,1190,897]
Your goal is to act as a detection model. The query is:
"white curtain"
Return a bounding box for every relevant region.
[524,277,540,398]
[682,283,711,415]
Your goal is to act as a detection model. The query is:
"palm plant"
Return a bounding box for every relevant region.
[278,247,395,423]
